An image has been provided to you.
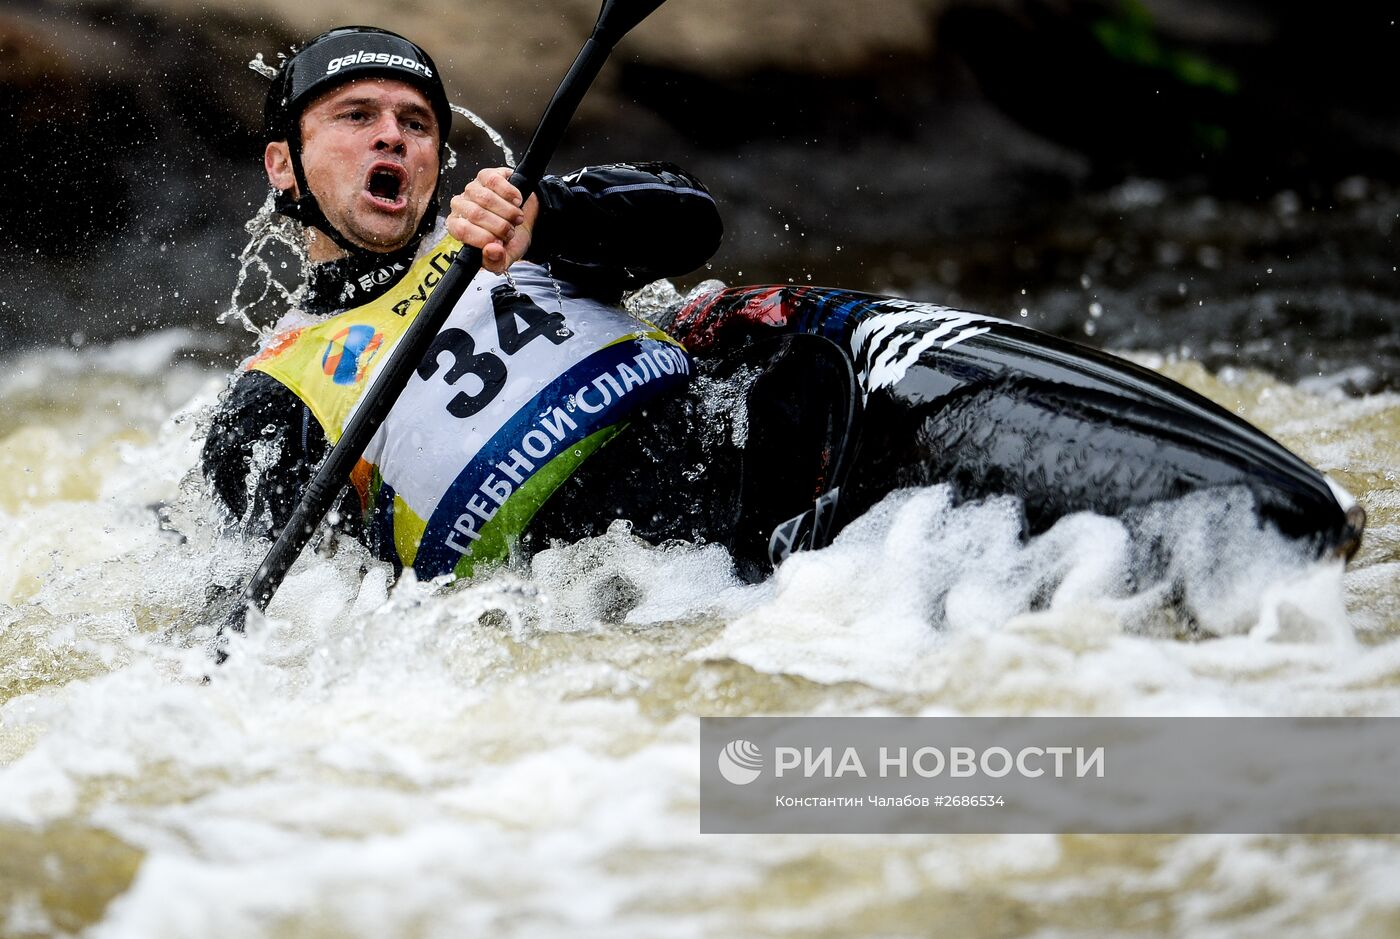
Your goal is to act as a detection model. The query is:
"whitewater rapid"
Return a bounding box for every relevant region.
[1,327,1398,937]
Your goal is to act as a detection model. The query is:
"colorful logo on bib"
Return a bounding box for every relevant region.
[322,324,384,385]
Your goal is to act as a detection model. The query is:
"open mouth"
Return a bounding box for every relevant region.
[364,163,408,208]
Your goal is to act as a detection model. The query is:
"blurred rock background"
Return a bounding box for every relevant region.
[2,0,1397,380]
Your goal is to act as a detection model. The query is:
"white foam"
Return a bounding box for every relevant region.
[694,484,1361,696]
[1,341,1397,936]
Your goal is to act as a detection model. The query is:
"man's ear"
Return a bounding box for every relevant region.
[265,141,297,195]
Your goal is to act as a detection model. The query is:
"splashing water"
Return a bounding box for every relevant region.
[217,191,313,345]
[247,53,278,80]
[624,277,725,333]
[447,104,516,170]
[623,279,686,319]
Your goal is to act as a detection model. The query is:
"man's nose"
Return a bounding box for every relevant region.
[371,114,406,154]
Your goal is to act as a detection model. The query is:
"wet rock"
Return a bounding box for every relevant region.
[2,0,1397,360]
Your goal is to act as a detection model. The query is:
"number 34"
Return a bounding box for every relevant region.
[415,283,573,418]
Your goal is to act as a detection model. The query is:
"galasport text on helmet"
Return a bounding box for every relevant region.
[264,26,452,143]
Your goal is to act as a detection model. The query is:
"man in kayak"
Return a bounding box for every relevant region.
[203,25,722,578]
[206,27,1362,590]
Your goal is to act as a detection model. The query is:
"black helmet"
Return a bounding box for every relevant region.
[262,26,453,256]
[264,26,452,144]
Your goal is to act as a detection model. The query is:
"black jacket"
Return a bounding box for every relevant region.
[202,162,722,538]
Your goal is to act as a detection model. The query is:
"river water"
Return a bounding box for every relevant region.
[1,187,1399,936]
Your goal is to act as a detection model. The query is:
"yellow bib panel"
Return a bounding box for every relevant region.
[248,236,463,444]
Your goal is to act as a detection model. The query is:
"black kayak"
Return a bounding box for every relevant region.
[527,284,1366,581]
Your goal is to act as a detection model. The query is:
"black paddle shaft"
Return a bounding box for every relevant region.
[228,0,669,631]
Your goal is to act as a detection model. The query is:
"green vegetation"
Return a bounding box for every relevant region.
[1092,0,1240,94]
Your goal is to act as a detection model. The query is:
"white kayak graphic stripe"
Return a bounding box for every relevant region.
[851,303,1004,394]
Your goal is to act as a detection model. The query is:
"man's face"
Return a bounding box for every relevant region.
[267,78,441,257]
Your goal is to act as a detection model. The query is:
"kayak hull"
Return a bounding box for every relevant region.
[663,285,1364,568]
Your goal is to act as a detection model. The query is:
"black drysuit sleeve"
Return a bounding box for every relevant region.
[525,162,723,299]
[202,162,722,538]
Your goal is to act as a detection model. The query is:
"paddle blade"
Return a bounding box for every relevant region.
[593,0,668,44]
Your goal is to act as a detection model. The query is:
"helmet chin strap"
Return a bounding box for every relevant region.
[274,125,442,262]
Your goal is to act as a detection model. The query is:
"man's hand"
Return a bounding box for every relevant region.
[447,168,540,274]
